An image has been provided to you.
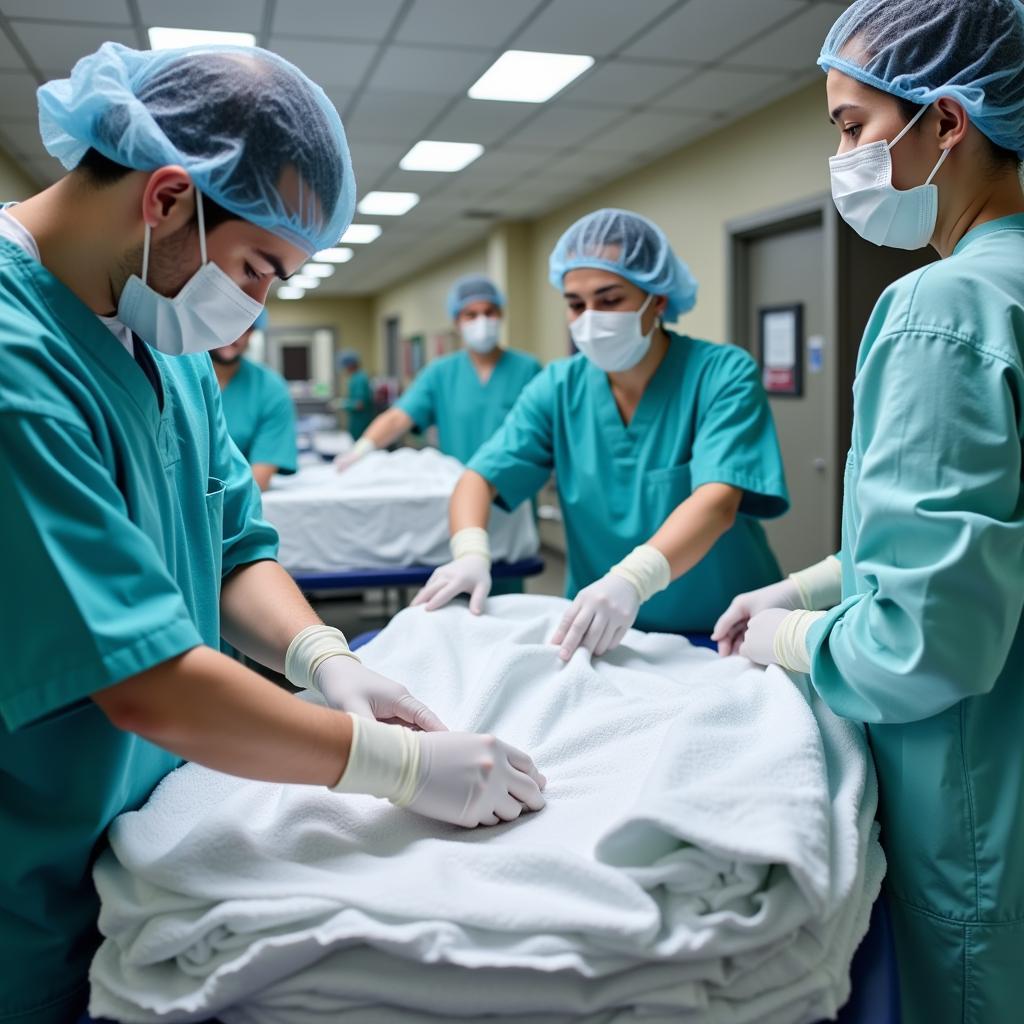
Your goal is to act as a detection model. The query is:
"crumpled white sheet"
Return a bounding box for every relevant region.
[262,447,539,572]
[90,596,884,1024]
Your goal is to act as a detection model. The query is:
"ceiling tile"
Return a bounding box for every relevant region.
[504,104,624,149]
[375,166,462,193]
[345,90,451,143]
[369,43,492,94]
[395,0,541,48]
[728,3,841,71]
[0,28,24,70]
[12,22,139,77]
[0,117,50,158]
[584,109,708,154]
[0,1,128,20]
[266,37,377,88]
[655,67,791,114]
[271,0,404,41]
[0,71,38,113]
[559,58,695,107]
[623,0,804,63]
[136,0,264,32]
[434,145,551,195]
[429,98,537,147]
[511,0,678,57]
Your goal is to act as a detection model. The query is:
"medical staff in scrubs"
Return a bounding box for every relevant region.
[415,210,789,661]
[334,274,541,469]
[0,43,544,1024]
[713,2,1024,1019]
[211,309,298,490]
[337,349,374,439]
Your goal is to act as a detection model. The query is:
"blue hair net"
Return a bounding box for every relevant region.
[337,349,360,369]
[37,42,356,253]
[818,0,1024,159]
[548,209,698,321]
[252,308,269,331]
[447,274,504,320]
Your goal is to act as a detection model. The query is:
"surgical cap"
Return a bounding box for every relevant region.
[338,349,360,368]
[447,274,504,320]
[37,42,356,253]
[252,308,269,332]
[548,209,698,321]
[818,0,1024,159]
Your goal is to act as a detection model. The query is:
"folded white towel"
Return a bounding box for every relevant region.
[90,596,883,1023]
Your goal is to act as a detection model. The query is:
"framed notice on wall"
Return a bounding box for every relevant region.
[758,304,804,397]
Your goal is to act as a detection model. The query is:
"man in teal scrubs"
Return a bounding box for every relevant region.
[415,210,788,657]
[212,309,297,491]
[334,274,541,468]
[0,43,544,1023]
[714,2,1024,1019]
[337,349,374,440]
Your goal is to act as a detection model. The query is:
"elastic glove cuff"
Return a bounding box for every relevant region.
[789,556,842,611]
[351,437,376,460]
[772,610,826,674]
[450,526,491,565]
[330,714,421,805]
[285,624,361,693]
[609,544,671,603]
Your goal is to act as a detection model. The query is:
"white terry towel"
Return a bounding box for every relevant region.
[90,596,884,1024]
[262,447,539,571]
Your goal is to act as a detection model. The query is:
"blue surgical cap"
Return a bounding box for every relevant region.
[548,209,698,322]
[818,0,1024,159]
[447,274,504,320]
[252,308,269,332]
[338,349,360,369]
[37,42,356,253]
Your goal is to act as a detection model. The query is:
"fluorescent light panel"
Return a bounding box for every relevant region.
[313,246,354,263]
[357,191,419,216]
[340,223,382,244]
[468,50,594,103]
[276,286,305,300]
[148,27,255,50]
[301,263,335,278]
[400,140,484,173]
[290,274,320,290]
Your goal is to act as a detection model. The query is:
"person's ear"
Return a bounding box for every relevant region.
[933,97,969,152]
[140,165,195,234]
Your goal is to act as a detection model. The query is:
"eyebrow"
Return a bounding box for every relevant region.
[829,102,862,124]
[256,249,291,281]
[562,284,626,299]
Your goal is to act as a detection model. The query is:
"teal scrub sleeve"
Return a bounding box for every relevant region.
[395,362,439,430]
[0,411,204,730]
[467,371,555,512]
[206,380,281,577]
[690,347,789,518]
[245,375,298,475]
[808,331,1024,724]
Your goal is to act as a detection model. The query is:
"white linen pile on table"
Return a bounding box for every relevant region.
[262,447,539,571]
[90,596,884,1024]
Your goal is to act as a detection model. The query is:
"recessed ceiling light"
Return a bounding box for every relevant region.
[313,246,355,263]
[290,274,320,290]
[276,286,305,300]
[301,263,335,278]
[148,27,255,50]
[400,141,484,173]
[468,50,594,103]
[340,223,382,244]
[357,192,419,216]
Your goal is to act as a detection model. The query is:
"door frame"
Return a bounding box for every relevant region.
[725,193,842,550]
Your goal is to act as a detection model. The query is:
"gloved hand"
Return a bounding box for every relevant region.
[314,656,447,731]
[737,608,791,667]
[412,554,492,615]
[334,437,375,473]
[551,573,640,662]
[711,578,803,656]
[407,730,547,827]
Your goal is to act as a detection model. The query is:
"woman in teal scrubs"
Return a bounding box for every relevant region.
[714,2,1024,1019]
[337,349,375,440]
[414,210,789,660]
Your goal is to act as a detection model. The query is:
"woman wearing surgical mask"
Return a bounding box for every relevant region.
[335,274,541,469]
[415,209,790,661]
[713,2,1024,1019]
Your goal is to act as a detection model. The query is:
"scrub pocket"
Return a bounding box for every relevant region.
[205,477,225,581]
[644,463,693,521]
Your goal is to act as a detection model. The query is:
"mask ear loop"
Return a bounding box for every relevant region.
[925,146,951,185]
[195,187,208,266]
[887,102,930,151]
[141,223,151,285]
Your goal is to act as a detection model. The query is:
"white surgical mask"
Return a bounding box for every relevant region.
[569,292,655,373]
[828,104,951,250]
[461,315,501,354]
[117,190,264,356]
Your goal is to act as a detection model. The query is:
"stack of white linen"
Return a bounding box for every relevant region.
[90,596,884,1024]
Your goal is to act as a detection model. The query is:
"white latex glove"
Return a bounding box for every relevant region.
[551,573,640,662]
[334,437,375,473]
[737,608,792,667]
[711,578,803,657]
[411,554,492,615]
[314,657,447,732]
[407,730,547,827]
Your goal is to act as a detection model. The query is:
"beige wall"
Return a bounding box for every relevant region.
[0,147,41,201]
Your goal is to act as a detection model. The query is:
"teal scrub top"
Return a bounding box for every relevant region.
[343,367,374,439]
[806,215,1024,1024]
[220,357,297,473]
[469,333,788,633]
[0,241,279,1024]
[396,348,542,464]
